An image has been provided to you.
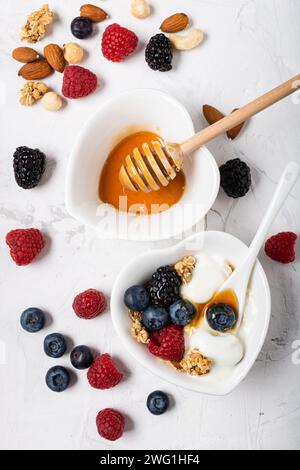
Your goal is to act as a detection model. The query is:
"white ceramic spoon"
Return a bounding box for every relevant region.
[212,161,300,328]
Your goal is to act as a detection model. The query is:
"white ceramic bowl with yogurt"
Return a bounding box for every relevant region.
[111,231,271,395]
[65,89,220,241]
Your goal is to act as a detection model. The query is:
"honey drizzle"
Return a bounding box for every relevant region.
[186,289,239,332]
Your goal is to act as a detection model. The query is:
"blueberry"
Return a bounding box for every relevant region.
[147,391,169,415]
[71,16,93,39]
[142,305,169,331]
[206,303,237,332]
[124,285,150,311]
[44,333,67,358]
[169,299,197,326]
[70,345,93,370]
[46,366,70,392]
[20,307,45,333]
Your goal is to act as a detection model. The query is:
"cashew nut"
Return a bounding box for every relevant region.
[131,0,151,19]
[169,28,204,51]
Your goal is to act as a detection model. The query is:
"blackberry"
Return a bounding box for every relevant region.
[145,34,173,72]
[219,158,251,198]
[13,146,46,189]
[147,265,181,308]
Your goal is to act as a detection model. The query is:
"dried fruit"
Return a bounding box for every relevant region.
[160,13,189,33]
[169,28,204,51]
[18,60,53,80]
[12,47,39,63]
[20,4,54,43]
[80,4,108,22]
[227,108,246,140]
[63,43,84,64]
[131,0,151,19]
[44,44,65,73]
[19,81,48,106]
[41,92,63,111]
[203,104,225,125]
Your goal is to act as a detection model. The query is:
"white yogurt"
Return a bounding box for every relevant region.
[181,251,245,370]
[187,328,244,367]
[181,252,232,304]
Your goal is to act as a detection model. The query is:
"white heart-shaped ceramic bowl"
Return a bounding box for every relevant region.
[111,231,271,395]
[65,89,220,241]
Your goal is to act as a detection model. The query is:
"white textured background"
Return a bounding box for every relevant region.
[0,0,300,450]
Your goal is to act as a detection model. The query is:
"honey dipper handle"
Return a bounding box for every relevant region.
[180,74,300,156]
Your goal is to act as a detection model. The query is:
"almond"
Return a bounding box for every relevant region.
[203,104,225,125]
[80,4,108,22]
[12,47,39,63]
[227,108,246,140]
[44,44,66,73]
[18,60,53,80]
[160,13,189,33]
[203,105,246,140]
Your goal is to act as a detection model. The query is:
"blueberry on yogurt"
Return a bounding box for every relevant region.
[206,303,237,332]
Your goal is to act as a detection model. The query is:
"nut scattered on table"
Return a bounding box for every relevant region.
[44,44,66,73]
[20,4,54,43]
[63,43,84,64]
[19,81,48,106]
[160,13,189,33]
[203,105,246,140]
[18,59,53,80]
[41,91,63,111]
[12,47,39,64]
[169,28,204,51]
[80,4,108,23]
[131,0,151,19]
[203,104,225,125]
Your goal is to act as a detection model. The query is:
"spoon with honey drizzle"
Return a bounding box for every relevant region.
[207,162,300,330]
[119,75,300,192]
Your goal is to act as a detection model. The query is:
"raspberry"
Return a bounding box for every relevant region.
[102,23,138,62]
[62,65,97,99]
[87,354,123,389]
[72,289,107,319]
[6,228,45,266]
[96,408,125,441]
[148,325,185,362]
[265,232,297,264]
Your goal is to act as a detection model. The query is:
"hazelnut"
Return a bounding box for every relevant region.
[63,42,84,64]
[42,92,63,111]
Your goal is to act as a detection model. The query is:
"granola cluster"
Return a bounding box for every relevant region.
[20,4,54,43]
[129,311,149,344]
[20,82,48,106]
[175,255,196,284]
[172,349,212,376]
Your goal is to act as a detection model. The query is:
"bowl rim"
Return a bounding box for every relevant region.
[65,88,220,241]
[111,230,271,395]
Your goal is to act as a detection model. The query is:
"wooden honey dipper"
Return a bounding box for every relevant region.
[119,74,300,192]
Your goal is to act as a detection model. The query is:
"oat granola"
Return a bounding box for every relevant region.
[19,81,48,106]
[172,348,212,376]
[130,320,149,344]
[20,4,54,43]
[175,255,196,284]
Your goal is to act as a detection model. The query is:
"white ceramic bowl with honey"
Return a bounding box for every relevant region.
[66,89,220,241]
[111,231,271,395]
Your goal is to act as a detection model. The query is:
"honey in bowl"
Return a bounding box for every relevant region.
[99,131,186,215]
